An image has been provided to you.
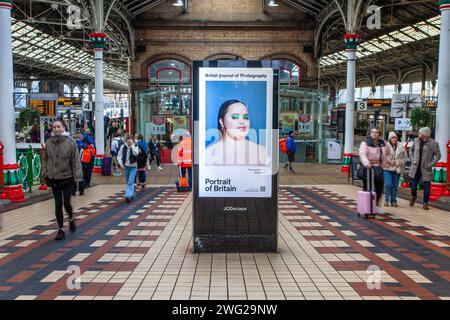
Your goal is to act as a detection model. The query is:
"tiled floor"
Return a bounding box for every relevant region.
[0,184,449,300]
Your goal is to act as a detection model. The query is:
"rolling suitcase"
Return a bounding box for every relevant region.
[175,166,189,192]
[101,157,112,176]
[357,167,377,218]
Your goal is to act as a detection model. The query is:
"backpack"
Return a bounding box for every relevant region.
[87,144,96,157]
[137,144,148,168]
[279,138,287,154]
[80,148,92,164]
[111,139,124,157]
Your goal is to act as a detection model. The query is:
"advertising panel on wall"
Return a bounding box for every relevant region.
[198,67,274,198]
[281,114,296,135]
[193,60,279,253]
[173,116,188,131]
[151,116,166,135]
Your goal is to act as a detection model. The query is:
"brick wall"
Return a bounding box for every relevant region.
[129,0,318,132]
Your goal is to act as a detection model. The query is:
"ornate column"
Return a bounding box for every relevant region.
[89,33,107,174]
[431,1,450,199]
[0,0,24,202]
[341,33,361,172]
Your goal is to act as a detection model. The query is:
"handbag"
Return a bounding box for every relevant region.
[373,146,384,181]
[357,164,366,180]
[373,166,384,181]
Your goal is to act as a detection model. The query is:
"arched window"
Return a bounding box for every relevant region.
[271,59,301,86]
[148,59,191,87]
[204,53,242,61]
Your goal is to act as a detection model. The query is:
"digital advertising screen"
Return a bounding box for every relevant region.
[197,67,274,198]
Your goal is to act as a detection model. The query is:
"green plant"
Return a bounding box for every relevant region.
[357,119,369,130]
[410,107,432,131]
[18,108,40,132]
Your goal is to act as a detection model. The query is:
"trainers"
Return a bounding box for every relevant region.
[423,203,430,210]
[409,197,416,207]
[148,166,152,170]
[55,229,65,241]
[158,166,163,170]
[384,202,389,207]
[79,192,85,196]
[69,219,77,233]
[391,202,398,208]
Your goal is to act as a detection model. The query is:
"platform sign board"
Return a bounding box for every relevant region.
[57,97,82,111]
[356,100,367,111]
[82,102,93,112]
[392,94,421,118]
[395,118,412,131]
[193,61,278,253]
[28,93,57,117]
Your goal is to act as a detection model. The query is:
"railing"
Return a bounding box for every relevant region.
[15,143,46,193]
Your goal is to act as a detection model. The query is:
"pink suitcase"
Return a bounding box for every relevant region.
[357,191,377,217]
[356,168,377,218]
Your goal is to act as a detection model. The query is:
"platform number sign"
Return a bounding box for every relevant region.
[357,100,367,111]
[82,102,92,111]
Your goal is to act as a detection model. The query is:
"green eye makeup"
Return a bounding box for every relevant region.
[230,113,249,120]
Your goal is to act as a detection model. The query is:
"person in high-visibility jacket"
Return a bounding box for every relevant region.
[176,136,193,191]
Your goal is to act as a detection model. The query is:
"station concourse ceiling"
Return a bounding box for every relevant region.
[11,0,441,91]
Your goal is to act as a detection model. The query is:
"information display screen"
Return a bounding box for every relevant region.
[198,67,274,198]
[57,97,82,108]
[192,61,279,253]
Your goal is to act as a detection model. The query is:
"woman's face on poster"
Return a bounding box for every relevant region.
[221,102,250,140]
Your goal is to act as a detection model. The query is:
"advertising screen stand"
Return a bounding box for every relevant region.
[192,60,279,253]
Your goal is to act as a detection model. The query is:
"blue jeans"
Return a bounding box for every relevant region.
[384,171,400,204]
[124,166,137,199]
[410,170,430,204]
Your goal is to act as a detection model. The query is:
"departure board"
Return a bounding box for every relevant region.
[29,98,56,116]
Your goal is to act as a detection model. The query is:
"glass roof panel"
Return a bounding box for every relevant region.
[11,19,128,89]
[320,15,441,67]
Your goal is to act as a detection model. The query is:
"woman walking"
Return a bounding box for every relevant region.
[383,132,406,207]
[136,134,149,192]
[359,127,390,206]
[42,120,83,240]
[148,135,163,170]
[117,134,140,203]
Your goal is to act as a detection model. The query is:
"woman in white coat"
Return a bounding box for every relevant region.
[383,132,407,207]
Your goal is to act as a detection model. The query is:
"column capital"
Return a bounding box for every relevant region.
[440,0,450,10]
[0,0,13,9]
[88,33,107,50]
[344,34,362,50]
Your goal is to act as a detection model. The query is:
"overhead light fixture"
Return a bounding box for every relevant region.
[173,0,184,6]
[268,0,279,7]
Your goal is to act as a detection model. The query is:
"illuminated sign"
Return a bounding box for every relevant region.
[57,97,82,108]
[426,100,437,109]
[366,99,391,108]
[28,93,57,117]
